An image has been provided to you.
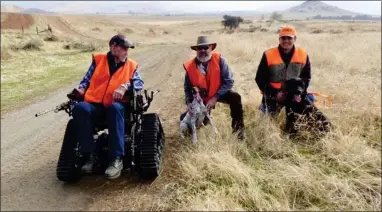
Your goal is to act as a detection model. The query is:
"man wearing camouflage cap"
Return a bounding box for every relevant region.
[71,34,144,179]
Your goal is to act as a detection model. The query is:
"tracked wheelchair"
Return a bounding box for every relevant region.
[35,79,165,183]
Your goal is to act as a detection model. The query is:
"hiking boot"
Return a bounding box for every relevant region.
[237,129,246,140]
[232,120,246,140]
[82,154,97,174]
[105,157,123,179]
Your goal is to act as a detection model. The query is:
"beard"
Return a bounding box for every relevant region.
[196,52,211,62]
[113,53,128,62]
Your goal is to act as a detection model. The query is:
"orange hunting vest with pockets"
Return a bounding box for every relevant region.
[183,52,221,103]
[265,47,307,90]
[84,53,137,107]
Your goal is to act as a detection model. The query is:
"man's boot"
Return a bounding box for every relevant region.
[104,156,123,179]
[232,120,246,140]
[82,153,97,174]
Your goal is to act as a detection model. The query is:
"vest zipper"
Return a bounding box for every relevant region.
[101,76,112,105]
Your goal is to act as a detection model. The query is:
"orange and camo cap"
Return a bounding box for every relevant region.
[279,26,296,37]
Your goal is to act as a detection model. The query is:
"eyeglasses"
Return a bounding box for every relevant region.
[197,45,210,51]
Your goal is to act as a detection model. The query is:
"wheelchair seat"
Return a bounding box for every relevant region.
[93,106,133,133]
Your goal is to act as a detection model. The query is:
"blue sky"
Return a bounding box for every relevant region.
[1,1,381,15]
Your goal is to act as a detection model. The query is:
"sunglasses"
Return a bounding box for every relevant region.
[280,36,293,40]
[197,45,210,50]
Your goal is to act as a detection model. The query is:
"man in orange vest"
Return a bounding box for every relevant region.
[255,26,311,116]
[71,34,144,179]
[181,36,245,140]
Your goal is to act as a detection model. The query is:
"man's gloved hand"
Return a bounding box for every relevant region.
[113,85,128,101]
[206,96,218,112]
[276,91,286,103]
[67,87,85,101]
[76,88,85,96]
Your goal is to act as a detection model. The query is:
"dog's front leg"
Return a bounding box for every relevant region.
[205,112,218,136]
[190,116,198,144]
[180,121,187,139]
[180,113,190,139]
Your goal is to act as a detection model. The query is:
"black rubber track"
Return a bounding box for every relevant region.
[139,113,165,180]
[56,119,82,183]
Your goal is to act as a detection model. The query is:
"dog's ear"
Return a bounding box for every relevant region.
[300,79,306,88]
[192,86,199,94]
[199,88,208,98]
[281,81,288,92]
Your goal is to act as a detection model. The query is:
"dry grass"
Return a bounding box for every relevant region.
[1,14,380,210]
[145,27,381,210]
[83,19,381,211]
[62,40,104,52]
[44,35,60,42]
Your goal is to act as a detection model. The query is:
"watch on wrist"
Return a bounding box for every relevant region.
[121,84,128,90]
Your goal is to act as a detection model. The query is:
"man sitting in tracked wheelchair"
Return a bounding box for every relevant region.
[35,34,164,183]
[70,34,145,180]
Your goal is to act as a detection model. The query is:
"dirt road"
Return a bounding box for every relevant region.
[1,44,190,211]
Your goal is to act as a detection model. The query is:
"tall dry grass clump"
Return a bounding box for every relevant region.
[164,104,380,210]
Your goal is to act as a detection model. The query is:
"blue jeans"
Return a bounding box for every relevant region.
[72,101,125,159]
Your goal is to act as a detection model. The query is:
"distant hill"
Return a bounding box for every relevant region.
[1,4,24,13]
[288,0,361,15]
[47,1,176,15]
[278,0,377,19]
[21,8,55,14]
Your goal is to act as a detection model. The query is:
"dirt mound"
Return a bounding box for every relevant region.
[1,12,35,30]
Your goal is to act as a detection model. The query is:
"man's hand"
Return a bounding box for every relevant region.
[76,87,85,96]
[113,85,128,101]
[206,96,218,111]
[276,91,286,103]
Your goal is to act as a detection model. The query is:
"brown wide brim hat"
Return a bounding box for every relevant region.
[190,36,217,51]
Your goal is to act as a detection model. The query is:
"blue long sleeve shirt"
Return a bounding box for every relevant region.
[78,52,144,91]
[184,55,234,104]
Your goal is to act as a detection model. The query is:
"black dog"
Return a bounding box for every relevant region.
[281,78,332,137]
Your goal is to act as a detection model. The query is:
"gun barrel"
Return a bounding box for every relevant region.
[152,90,160,96]
[35,108,55,117]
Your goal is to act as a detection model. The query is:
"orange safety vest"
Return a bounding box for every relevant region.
[84,53,137,107]
[183,52,221,103]
[265,47,307,90]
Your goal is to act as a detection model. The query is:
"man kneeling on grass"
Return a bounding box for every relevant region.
[180,36,246,140]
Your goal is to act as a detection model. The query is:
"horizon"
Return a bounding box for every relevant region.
[1,1,381,16]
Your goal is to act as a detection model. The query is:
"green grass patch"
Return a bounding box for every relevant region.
[1,43,150,113]
[1,59,88,113]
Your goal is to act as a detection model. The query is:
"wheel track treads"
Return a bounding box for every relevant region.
[56,119,82,183]
[138,113,165,180]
